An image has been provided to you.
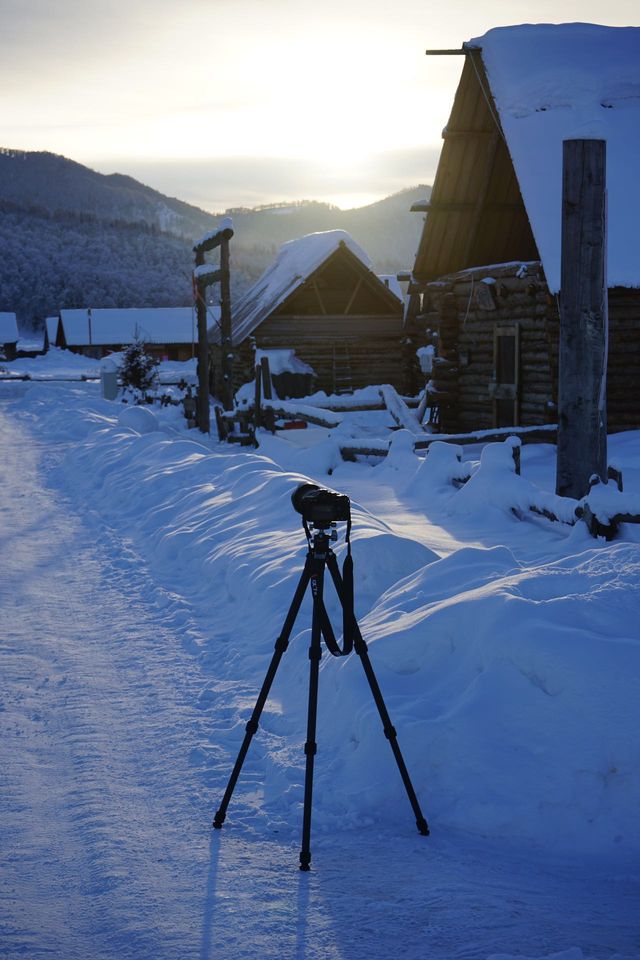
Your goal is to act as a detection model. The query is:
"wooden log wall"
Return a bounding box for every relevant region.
[217,313,405,397]
[606,288,640,431]
[424,262,558,433]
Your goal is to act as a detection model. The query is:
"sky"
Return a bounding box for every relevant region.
[1,0,638,212]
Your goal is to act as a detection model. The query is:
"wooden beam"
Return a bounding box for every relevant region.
[195,268,222,288]
[312,280,327,315]
[344,277,363,314]
[418,200,522,214]
[193,226,234,255]
[425,48,468,55]
[556,139,608,499]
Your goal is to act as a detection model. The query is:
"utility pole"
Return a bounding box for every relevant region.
[556,139,608,499]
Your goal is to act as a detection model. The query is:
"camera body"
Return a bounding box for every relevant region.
[291,483,351,526]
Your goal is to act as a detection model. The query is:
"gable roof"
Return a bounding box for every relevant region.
[415,23,640,293]
[230,230,396,344]
[45,316,59,345]
[0,312,19,344]
[59,307,201,347]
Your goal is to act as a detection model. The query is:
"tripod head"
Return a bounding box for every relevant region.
[292,482,351,551]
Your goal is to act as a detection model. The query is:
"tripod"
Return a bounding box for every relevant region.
[212,515,429,871]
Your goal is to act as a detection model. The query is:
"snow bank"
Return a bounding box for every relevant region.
[11,383,640,859]
[295,542,640,854]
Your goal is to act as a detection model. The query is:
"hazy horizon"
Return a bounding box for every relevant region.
[1,0,638,212]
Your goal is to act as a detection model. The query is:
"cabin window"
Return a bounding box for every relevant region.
[490,324,520,427]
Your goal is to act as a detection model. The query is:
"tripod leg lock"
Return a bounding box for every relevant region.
[383,724,397,741]
[274,635,289,653]
[354,636,368,655]
[304,740,317,756]
[245,718,259,735]
[308,646,322,662]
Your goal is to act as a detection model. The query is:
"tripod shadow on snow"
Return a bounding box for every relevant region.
[199,832,221,960]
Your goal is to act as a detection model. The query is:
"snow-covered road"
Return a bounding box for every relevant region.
[1,399,639,960]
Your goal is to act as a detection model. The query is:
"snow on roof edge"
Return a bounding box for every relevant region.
[466,23,640,291]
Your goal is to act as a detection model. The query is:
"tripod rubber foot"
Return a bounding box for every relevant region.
[416,817,430,836]
[212,811,225,829]
[299,852,311,872]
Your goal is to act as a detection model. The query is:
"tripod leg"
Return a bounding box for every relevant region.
[325,554,429,837]
[299,558,324,871]
[213,560,312,829]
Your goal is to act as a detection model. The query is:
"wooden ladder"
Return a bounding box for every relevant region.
[332,342,353,395]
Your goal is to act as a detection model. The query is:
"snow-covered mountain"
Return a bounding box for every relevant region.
[0,149,430,327]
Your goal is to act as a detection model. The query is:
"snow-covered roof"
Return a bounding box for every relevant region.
[0,312,19,344]
[230,230,374,344]
[59,307,202,346]
[467,23,640,292]
[378,275,404,301]
[45,317,59,344]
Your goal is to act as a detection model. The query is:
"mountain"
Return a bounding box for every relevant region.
[0,149,430,328]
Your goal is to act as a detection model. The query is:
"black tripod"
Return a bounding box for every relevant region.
[213,500,429,871]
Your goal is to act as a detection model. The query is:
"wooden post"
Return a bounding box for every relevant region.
[556,139,607,499]
[253,363,262,432]
[193,221,234,427]
[194,249,211,434]
[260,356,273,400]
[220,236,233,411]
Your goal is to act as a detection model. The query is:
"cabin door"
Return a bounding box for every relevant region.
[490,324,520,427]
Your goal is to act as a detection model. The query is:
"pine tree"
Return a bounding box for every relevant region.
[120,336,159,401]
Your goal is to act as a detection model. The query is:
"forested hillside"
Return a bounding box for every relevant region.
[0,150,429,328]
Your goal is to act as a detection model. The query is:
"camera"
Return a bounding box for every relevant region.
[291,483,351,526]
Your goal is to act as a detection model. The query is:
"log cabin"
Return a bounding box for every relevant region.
[213,230,404,397]
[407,23,640,433]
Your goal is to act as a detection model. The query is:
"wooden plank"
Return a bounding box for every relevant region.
[556,139,607,499]
[220,236,233,411]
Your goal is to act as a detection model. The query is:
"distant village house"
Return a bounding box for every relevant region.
[52,307,210,361]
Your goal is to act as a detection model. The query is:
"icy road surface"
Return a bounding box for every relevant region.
[1,403,638,960]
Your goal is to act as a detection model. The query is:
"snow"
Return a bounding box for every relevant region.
[230,230,374,345]
[255,348,314,376]
[376,274,403,301]
[194,217,234,251]
[467,24,640,292]
[0,345,199,386]
[1,376,640,959]
[59,306,201,346]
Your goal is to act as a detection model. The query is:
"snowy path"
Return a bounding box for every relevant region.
[1,403,639,960]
